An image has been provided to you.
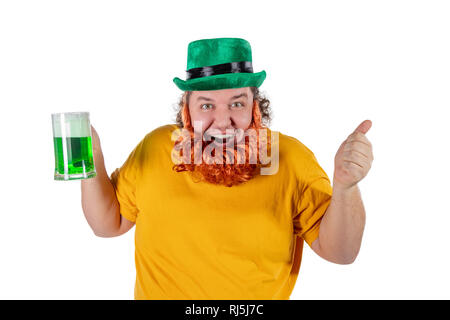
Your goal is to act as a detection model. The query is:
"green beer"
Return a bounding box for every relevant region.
[53,136,95,180]
[51,112,96,181]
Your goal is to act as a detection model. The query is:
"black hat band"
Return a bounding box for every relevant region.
[186,61,253,80]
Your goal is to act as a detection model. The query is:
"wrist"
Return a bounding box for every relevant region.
[332,179,358,195]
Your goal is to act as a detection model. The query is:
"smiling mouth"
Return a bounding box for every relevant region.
[210,133,236,141]
[204,131,239,145]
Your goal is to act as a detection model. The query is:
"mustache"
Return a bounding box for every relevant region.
[171,126,270,166]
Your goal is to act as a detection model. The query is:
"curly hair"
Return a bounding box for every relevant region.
[173,87,272,128]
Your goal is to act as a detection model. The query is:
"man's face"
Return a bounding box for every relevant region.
[174,86,269,187]
[188,87,254,146]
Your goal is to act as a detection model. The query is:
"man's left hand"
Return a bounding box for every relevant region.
[333,120,374,190]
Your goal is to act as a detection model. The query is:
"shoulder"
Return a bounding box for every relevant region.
[272,130,328,180]
[143,123,180,143]
[276,130,317,163]
[278,131,331,183]
[137,124,181,152]
[122,124,180,168]
[125,124,180,157]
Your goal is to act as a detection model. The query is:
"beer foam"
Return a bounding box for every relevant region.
[52,112,91,138]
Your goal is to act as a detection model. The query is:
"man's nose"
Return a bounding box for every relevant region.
[212,109,233,133]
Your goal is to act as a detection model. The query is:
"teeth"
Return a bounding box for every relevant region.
[212,134,235,139]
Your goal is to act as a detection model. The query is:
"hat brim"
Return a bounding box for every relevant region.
[173,70,266,91]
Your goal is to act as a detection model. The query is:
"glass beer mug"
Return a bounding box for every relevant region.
[51,112,96,181]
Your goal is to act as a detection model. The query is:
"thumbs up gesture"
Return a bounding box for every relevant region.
[333,120,374,190]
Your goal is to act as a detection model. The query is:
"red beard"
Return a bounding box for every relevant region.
[172,100,271,187]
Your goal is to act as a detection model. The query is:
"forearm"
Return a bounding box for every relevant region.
[317,183,366,264]
[81,149,121,237]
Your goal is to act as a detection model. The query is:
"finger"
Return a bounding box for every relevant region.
[343,150,371,167]
[343,160,371,179]
[342,147,370,160]
[343,160,364,171]
[353,119,372,135]
[342,161,368,182]
[347,138,374,161]
[343,141,373,159]
[346,134,372,148]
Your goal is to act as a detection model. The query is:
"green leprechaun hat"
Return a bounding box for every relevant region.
[173,37,266,91]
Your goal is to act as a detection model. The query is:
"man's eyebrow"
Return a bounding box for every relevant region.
[230,93,247,100]
[196,96,214,102]
[195,93,248,102]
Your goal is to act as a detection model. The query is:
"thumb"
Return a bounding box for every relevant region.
[354,119,372,135]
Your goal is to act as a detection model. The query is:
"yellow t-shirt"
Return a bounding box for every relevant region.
[110,124,332,300]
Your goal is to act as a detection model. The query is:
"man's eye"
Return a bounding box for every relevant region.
[201,104,213,110]
[231,102,244,108]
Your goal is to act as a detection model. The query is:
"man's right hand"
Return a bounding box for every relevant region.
[90,125,102,154]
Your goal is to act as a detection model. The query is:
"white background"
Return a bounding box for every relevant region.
[1,0,449,299]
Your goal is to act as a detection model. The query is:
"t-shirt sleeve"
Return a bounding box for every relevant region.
[110,137,147,223]
[292,145,333,248]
